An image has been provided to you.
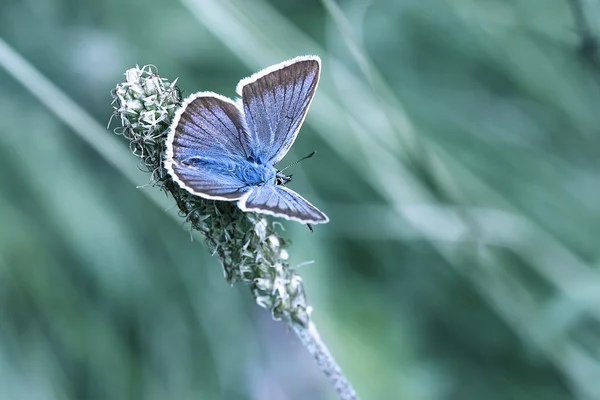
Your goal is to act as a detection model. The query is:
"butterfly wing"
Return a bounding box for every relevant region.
[238,184,329,224]
[165,92,252,200]
[236,56,320,165]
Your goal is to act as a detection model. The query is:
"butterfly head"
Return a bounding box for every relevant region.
[275,171,292,186]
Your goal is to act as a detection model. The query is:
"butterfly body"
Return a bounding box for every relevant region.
[182,156,276,188]
[234,158,277,187]
[165,56,329,224]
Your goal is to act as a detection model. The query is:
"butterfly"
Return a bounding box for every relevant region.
[164,55,329,225]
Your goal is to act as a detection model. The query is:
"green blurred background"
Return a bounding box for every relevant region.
[2,0,600,399]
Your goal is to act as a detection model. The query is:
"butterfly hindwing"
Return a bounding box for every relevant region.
[238,184,328,224]
[169,160,250,200]
[237,56,320,165]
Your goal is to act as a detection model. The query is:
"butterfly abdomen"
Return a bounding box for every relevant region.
[179,155,275,187]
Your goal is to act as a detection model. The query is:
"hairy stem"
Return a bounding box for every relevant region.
[293,322,359,400]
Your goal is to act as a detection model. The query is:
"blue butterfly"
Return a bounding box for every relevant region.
[165,55,329,224]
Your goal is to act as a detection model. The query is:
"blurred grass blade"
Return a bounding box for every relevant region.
[0,37,175,218]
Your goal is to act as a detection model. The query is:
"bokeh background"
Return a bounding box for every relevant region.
[2,0,600,399]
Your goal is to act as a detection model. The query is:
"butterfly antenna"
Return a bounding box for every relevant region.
[280,151,316,172]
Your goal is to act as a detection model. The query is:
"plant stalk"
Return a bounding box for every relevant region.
[292,321,359,400]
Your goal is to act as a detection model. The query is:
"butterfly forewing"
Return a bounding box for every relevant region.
[166,92,251,200]
[169,93,250,162]
[239,184,329,224]
[237,56,320,165]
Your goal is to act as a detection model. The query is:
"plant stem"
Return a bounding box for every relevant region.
[292,321,359,400]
